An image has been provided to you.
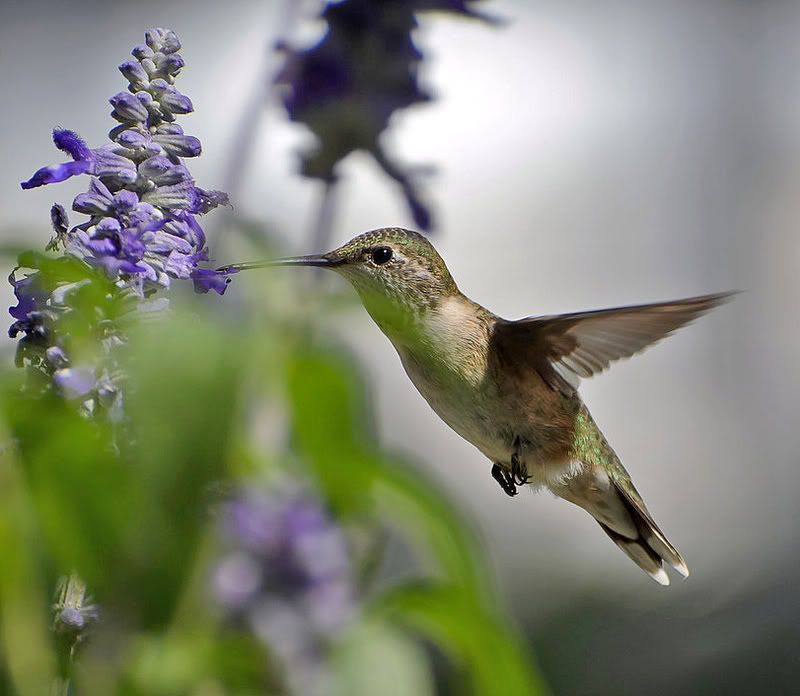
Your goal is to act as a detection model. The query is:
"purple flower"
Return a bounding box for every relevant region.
[21,129,137,191]
[53,574,99,639]
[276,0,497,232]
[9,270,46,327]
[213,482,356,696]
[18,28,231,298]
[192,267,235,295]
[53,366,97,400]
[10,28,233,412]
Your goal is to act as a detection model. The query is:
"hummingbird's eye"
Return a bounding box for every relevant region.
[370,246,393,265]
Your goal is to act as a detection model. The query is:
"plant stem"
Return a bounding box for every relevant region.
[311,179,338,255]
[211,0,304,258]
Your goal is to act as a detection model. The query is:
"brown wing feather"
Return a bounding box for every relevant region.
[493,292,733,394]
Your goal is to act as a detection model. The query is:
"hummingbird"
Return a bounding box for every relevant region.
[219,227,731,585]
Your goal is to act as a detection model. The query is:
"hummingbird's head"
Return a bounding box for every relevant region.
[219,227,458,339]
[324,227,457,309]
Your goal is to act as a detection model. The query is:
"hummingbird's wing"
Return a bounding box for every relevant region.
[495,292,732,394]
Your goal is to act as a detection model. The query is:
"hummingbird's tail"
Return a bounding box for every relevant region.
[554,463,688,585]
[553,410,688,585]
[595,481,688,586]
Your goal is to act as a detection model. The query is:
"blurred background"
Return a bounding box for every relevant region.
[2,0,799,693]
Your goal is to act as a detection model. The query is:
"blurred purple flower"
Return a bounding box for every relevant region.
[213,482,356,696]
[277,0,497,232]
[53,573,99,641]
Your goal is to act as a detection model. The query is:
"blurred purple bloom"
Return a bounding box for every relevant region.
[53,573,99,639]
[53,366,97,400]
[8,271,46,327]
[277,0,497,232]
[213,482,356,696]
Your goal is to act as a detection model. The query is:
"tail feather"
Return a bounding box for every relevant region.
[553,461,689,585]
[597,521,670,586]
[556,404,688,584]
[612,471,690,580]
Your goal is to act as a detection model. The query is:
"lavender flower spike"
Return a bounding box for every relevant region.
[19,27,231,298]
[10,28,232,415]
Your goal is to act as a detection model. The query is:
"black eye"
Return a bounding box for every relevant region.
[370,246,393,265]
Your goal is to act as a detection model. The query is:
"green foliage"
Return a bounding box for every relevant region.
[0,280,545,695]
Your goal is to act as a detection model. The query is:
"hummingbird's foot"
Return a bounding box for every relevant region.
[492,463,518,496]
[510,436,530,486]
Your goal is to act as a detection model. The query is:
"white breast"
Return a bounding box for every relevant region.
[394,297,510,460]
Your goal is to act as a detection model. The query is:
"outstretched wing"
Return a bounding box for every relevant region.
[493,292,732,394]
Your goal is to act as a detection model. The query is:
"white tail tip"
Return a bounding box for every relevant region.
[673,560,690,579]
[650,566,670,586]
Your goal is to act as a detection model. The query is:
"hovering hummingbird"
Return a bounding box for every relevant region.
[220,228,731,585]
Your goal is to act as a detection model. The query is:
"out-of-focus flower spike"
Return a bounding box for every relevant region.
[277,0,501,233]
[212,482,357,695]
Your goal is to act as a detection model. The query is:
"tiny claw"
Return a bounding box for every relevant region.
[510,436,530,485]
[492,463,518,497]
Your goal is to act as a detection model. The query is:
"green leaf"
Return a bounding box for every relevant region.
[3,388,128,586]
[120,311,245,628]
[373,461,490,603]
[0,436,57,696]
[285,342,377,514]
[378,583,548,696]
[333,617,435,696]
[3,308,246,631]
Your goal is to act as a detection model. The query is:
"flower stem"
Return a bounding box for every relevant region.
[212,0,303,257]
[310,179,338,261]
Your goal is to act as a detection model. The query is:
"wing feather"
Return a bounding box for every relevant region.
[492,292,733,394]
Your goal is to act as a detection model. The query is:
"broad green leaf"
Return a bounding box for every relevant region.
[333,617,435,696]
[0,433,57,696]
[286,342,377,513]
[120,311,245,628]
[378,583,547,696]
[373,461,490,603]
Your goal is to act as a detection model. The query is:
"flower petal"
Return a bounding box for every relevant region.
[21,160,92,189]
[53,129,92,161]
[191,268,233,295]
[53,366,96,399]
[72,178,113,215]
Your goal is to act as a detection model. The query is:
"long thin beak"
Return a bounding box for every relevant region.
[216,255,339,273]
